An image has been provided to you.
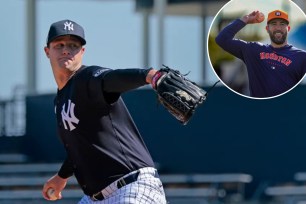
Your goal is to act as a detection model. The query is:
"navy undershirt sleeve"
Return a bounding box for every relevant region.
[102,68,152,104]
[102,68,152,93]
[58,157,74,179]
[86,67,153,105]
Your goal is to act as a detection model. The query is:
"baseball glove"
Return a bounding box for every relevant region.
[152,65,207,125]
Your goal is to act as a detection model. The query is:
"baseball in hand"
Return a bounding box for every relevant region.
[47,188,57,200]
[256,12,265,23]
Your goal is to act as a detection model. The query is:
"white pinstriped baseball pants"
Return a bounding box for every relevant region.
[78,167,167,204]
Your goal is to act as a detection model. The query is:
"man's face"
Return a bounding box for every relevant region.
[44,35,85,72]
[266,19,290,46]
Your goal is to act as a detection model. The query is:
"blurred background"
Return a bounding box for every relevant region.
[1,0,306,203]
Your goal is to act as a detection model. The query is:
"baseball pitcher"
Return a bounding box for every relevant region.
[41,19,206,204]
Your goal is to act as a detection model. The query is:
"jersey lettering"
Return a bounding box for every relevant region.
[260,52,292,66]
[61,99,79,131]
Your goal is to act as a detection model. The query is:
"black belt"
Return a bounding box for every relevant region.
[91,171,141,201]
[91,170,160,201]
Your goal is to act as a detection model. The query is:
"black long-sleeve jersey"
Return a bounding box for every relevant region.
[54,65,155,195]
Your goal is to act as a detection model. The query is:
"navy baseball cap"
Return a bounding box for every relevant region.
[47,19,86,45]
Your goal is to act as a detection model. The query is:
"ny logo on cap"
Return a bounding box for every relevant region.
[275,11,281,16]
[64,21,74,31]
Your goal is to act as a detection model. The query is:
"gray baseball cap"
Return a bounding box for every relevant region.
[46,19,86,45]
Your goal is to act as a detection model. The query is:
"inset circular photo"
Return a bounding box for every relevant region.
[207,0,306,99]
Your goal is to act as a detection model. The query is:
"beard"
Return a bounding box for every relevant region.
[268,30,287,45]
